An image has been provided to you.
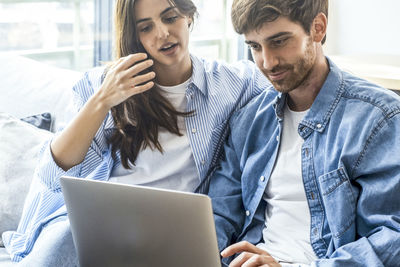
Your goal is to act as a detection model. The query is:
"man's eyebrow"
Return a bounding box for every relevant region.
[244,40,257,45]
[244,32,292,45]
[136,7,177,24]
[265,32,292,41]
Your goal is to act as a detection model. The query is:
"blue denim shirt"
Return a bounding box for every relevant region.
[209,58,400,266]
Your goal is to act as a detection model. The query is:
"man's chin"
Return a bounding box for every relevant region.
[270,82,292,94]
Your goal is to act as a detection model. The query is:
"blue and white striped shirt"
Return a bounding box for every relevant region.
[2,54,271,261]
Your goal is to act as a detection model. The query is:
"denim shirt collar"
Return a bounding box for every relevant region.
[274,56,345,138]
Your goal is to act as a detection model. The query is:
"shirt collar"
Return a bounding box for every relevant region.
[274,56,345,135]
[189,54,208,97]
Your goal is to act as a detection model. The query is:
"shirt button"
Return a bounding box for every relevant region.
[260,176,265,182]
[192,128,197,133]
[276,135,279,142]
[246,210,250,216]
[316,123,322,129]
[201,160,206,165]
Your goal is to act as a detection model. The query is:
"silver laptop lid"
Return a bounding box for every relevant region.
[60,176,222,267]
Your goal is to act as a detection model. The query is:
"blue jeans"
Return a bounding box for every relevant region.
[18,216,78,267]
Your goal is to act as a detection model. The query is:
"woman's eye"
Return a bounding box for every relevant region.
[164,16,178,23]
[139,25,151,33]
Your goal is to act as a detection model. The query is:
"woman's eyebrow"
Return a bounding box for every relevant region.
[136,6,177,24]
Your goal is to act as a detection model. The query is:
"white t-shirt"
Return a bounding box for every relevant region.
[257,103,317,264]
[109,79,199,192]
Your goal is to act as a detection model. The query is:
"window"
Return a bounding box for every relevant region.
[0,0,95,71]
[190,0,240,63]
[325,0,400,90]
[0,0,240,71]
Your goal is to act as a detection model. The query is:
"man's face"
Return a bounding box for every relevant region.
[245,16,316,93]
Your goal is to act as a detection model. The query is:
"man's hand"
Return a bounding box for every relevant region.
[221,241,281,267]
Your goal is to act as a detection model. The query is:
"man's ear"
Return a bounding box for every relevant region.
[311,12,327,43]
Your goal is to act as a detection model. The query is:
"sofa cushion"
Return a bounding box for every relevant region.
[0,113,53,246]
[0,247,17,266]
[0,54,81,132]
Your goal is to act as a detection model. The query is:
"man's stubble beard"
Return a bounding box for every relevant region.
[266,37,316,94]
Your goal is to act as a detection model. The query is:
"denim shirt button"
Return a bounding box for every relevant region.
[260,176,265,182]
[317,123,322,129]
[245,210,250,216]
[276,135,279,142]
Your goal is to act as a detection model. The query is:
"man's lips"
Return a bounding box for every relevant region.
[267,70,289,81]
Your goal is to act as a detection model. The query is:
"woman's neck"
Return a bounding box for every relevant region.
[153,55,192,86]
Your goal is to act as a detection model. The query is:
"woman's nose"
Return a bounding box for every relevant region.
[155,23,169,39]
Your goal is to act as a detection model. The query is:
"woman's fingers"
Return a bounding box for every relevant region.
[115,53,149,72]
[129,71,156,88]
[125,58,154,77]
[98,53,156,108]
[128,81,155,95]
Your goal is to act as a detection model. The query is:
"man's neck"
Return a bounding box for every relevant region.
[287,50,329,112]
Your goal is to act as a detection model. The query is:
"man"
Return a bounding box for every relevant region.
[208,0,400,266]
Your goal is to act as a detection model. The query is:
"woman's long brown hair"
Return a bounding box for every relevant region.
[109,0,197,168]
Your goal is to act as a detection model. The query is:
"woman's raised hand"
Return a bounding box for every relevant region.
[98,53,156,109]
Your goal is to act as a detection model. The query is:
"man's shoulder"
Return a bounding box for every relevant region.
[341,71,400,117]
[230,88,278,127]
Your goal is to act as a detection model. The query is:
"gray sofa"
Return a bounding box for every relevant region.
[0,54,81,265]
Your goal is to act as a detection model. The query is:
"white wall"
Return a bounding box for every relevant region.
[325,0,400,63]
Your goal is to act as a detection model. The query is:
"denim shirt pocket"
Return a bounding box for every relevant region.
[318,167,357,247]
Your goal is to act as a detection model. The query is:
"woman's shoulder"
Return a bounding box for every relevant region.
[72,66,107,100]
[192,54,259,78]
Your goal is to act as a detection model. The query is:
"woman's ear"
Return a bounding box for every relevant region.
[188,17,193,28]
[312,12,327,43]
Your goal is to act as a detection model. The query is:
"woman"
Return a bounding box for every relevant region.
[3,0,271,265]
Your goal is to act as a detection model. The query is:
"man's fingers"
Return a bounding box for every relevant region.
[228,252,254,267]
[242,254,278,267]
[221,241,267,258]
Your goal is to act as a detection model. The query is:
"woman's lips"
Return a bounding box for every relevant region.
[159,43,178,56]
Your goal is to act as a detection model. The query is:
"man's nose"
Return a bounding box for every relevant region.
[261,48,279,70]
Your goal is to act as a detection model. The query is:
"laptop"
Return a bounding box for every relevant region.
[60,176,222,267]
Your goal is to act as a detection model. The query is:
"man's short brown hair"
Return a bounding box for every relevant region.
[231,0,328,44]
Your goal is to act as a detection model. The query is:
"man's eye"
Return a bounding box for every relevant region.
[248,43,261,51]
[272,38,288,47]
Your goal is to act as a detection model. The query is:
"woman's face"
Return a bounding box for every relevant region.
[134,0,192,71]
